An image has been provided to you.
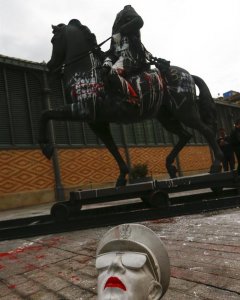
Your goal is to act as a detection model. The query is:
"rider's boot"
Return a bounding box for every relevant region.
[104,71,140,107]
[104,72,127,98]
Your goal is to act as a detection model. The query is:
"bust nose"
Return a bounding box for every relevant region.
[108,255,126,273]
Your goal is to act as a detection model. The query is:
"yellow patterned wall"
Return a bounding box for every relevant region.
[0,150,54,194]
[0,145,212,210]
[178,146,212,173]
[58,148,126,186]
[58,145,212,187]
[128,146,211,177]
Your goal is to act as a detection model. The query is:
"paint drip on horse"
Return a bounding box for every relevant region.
[101,5,171,120]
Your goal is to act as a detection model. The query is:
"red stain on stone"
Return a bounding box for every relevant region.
[0,264,5,269]
[0,245,44,261]
[15,245,44,253]
[8,284,16,289]
[43,236,64,247]
[71,275,80,281]
[0,252,17,260]
[25,264,37,271]
[36,255,45,259]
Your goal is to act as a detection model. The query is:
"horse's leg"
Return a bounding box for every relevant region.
[182,118,223,173]
[173,102,223,173]
[88,122,129,187]
[39,108,71,159]
[157,108,192,178]
[39,104,88,159]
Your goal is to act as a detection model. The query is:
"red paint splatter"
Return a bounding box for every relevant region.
[0,252,17,260]
[71,275,80,281]
[44,236,64,247]
[0,238,63,269]
[0,245,44,261]
[24,264,38,271]
[8,284,16,289]
[36,255,45,259]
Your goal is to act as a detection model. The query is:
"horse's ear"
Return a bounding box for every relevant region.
[51,24,65,34]
[52,25,59,34]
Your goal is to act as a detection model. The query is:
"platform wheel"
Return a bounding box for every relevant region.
[144,191,169,208]
[141,191,169,208]
[141,195,152,207]
[51,202,70,222]
[69,192,83,211]
[210,187,223,194]
[68,201,82,216]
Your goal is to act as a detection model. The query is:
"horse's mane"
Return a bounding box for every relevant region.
[51,19,97,49]
[67,19,97,48]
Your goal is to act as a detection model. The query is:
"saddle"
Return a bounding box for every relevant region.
[105,69,165,109]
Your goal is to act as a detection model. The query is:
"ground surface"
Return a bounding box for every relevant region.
[0,205,239,299]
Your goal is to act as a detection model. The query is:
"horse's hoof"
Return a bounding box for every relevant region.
[41,144,54,160]
[115,177,127,187]
[167,165,178,178]
[210,164,222,174]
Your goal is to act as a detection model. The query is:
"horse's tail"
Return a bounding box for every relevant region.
[192,75,218,134]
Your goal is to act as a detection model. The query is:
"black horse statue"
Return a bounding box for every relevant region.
[39,19,223,186]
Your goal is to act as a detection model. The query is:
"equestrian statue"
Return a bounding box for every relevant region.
[39,5,223,187]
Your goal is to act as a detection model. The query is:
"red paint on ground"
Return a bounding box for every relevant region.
[8,284,16,289]
[24,264,38,271]
[36,255,45,259]
[0,244,46,261]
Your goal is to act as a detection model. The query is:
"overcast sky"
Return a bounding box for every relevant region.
[0,0,239,97]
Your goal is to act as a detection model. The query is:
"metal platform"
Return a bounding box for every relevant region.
[50,171,240,220]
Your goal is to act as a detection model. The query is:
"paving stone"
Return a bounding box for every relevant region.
[171,266,240,293]
[168,277,197,292]
[28,290,62,300]
[55,259,86,271]
[170,257,240,280]
[0,294,24,300]
[4,279,42,297]
[0,207,239,299]
[73,254,94,264]
[25,270,70,291]
[224,280,240,294]
[70,273,97,294]
[79,265,98,278]
[188,284,240,300]
[0,282,12,297]
[58,285,95,299]
[161,288,201,300]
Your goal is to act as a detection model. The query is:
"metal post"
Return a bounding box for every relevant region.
[42,71,65,201]
[171,133,183,177]
[120,124,132,170]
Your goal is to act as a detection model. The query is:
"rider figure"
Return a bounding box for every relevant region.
[103,5,170,99]
[104,5,146,77]
[103,5,146,99]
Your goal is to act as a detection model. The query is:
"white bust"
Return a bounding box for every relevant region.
[96,224,170,300]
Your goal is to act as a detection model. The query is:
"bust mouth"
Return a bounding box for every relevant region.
[104,276,126,291]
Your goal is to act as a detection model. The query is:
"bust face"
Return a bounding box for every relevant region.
[96,251,158,300]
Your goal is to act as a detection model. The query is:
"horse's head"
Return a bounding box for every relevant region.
[47,19,98,75]
[47,23,67,72]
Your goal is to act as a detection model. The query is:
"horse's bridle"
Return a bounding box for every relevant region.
[50,35,112,74]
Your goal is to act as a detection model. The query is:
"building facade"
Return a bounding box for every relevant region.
[0,55,240,210]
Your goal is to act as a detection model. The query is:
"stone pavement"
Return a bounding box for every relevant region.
[0,206,240,299]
